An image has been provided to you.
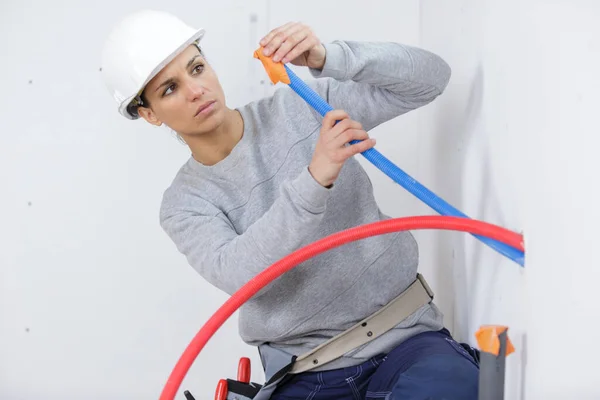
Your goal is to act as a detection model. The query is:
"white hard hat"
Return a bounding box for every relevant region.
[101,10,205,119]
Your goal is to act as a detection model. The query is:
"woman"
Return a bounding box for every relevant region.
[101,9,479,399]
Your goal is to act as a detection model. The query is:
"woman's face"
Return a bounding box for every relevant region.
[138,45,227,137]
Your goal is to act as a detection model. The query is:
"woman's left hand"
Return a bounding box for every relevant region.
[260,22,326,69]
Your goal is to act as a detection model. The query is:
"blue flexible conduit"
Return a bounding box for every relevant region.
[284,65,525,266]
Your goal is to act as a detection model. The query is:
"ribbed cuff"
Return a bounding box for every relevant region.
[289,167,332,212]
[309,41,349,81]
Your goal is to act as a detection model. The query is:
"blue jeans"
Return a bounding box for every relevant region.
[270,329,479,400]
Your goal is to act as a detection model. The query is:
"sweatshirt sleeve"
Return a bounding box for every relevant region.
[159,167,331,296]
[307,40,451,131]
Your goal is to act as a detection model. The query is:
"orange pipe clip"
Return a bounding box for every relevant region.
[253,47,291,85]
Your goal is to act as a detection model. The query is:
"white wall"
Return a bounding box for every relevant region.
[4,0,598,399]
[420,0,600,399]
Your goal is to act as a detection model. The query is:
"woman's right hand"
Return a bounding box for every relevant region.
[308,110,376,188]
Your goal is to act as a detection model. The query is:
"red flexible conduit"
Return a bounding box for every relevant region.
[159,216,524,399]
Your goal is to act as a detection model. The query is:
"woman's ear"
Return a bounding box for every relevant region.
[137,106,163,126]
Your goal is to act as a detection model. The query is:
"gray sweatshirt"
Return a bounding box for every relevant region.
[159,40,451,371]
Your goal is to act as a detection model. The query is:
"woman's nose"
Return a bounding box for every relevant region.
[185,80,205,101]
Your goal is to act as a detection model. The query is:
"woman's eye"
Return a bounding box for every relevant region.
[163,84,175,96]
[193,64,205,74]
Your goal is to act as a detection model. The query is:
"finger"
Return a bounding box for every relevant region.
[325,118,362,143]
[260,22,294,48]
[271,30,307,62]
[323,110,349,130]
[332,129,369,148]
[329,119,363,139]
[324,119,352,143]
[279,35,320,64]
[339,138,377,159]
[270,25,312,62]
[262,22,301,56]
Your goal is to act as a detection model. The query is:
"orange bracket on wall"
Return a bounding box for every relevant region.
[475,325,515,356]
